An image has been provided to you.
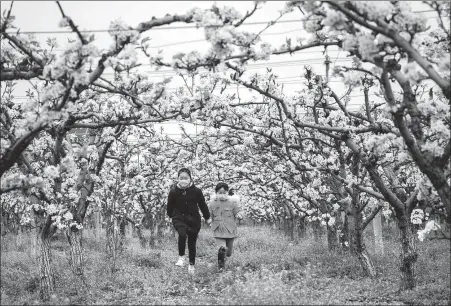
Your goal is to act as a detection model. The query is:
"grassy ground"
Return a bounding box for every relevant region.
[1,225,449,305]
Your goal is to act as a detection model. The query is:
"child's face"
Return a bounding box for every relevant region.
[216,188,228,201]
[178,172,191,187]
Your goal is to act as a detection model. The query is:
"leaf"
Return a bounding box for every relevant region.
[141,37,151,44]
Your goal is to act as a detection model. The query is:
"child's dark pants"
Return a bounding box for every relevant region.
[178,230,198,265]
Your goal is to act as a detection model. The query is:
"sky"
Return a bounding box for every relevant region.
[1,1,435,140]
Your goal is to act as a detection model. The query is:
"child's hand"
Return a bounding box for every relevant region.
[206,218,212,226]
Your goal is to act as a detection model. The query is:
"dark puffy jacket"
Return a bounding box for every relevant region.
[167,184,210,234]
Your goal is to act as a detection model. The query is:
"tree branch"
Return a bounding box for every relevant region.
[1,32,45,68]
[226,62,394,137]
[328,1,450,99]
[0,123,46,177]
[438,139,451,168]
[344,136,405,212]
[234,2,259,27]
[56,1,88,44]
[361,204,383,230]
[331,171,385,200]
[0,67,43,81]
[0,1,14,33]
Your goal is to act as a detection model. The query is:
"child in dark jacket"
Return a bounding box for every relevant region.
[167,168,211,274]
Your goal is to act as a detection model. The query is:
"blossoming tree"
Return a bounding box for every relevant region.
[151,1,449,290]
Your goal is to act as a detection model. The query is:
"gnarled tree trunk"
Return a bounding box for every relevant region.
[373,211,384,255]
[32,205,56,300]
[396,212,417,290]
[339,211,348,249]
[298,216,306,239]
[312,220,323,242]
[66,227,87,288]
[105,207,119,273]
[94,210,101,240]
[327,224,339,251]
[136,225,146,248]
[118,216,126,252]
[354,215,376,278]
[349,155,376,278]
[37,229,55,300]
[37,233,55,300]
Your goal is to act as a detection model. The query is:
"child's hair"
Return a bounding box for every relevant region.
[178,168,192,179]
[228,188,234,196]
[215,182,229,193]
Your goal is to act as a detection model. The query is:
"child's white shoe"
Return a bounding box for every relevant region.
[188,264,195,274]
[175,256,185,267]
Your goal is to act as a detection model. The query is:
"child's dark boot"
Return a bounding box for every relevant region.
[218,246,226,270]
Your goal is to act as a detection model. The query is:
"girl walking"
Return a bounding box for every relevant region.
[209,182,244,270]
[167,168,211,274]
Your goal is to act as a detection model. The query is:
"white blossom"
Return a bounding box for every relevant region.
[417,220,440,242]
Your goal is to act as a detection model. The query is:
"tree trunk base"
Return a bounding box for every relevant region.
[38,235,55,300]
[357,249,377,278]
[327,225,339,251]
[397,213,418,290]
[66,229,88,288]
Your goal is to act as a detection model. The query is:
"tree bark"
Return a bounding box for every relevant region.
[38,234,55,300]
[30,212,38,259]
[105,209,119,273]
[136,226,147,248]
[373,211,384,255]
[149,215,156,248]
[312,220,322,242]
[354,215,377,278]
[0,210,6,237]
[327,224,339,251]
[119,216,126,252]
[127,221,133,239]
[340,212,349,249]
[292,215,299,241]
[356,247,377,278]
[349,203,377,277]
[32,206,56,300]
[350,155,376,278]
[157,217,165,245]
[138,213,154,249]
[396,212,418,290]
[286,217,294,240]
[347,208,357,254]
[298,216,306,239]
[66,227,87,287]
[94,210,101,240]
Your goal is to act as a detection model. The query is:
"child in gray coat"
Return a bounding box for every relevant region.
[208,183,244,270]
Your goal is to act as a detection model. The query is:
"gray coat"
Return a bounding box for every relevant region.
[209,195,242,238]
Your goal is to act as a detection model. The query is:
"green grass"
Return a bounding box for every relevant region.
[1,225,449,305]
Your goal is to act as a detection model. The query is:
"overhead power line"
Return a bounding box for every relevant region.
[47,28,342,52]
[3,9,442,35]
[4,19,310,35]
[5,57,353,83]
[95,57,352,76]
[11,93,380,102]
